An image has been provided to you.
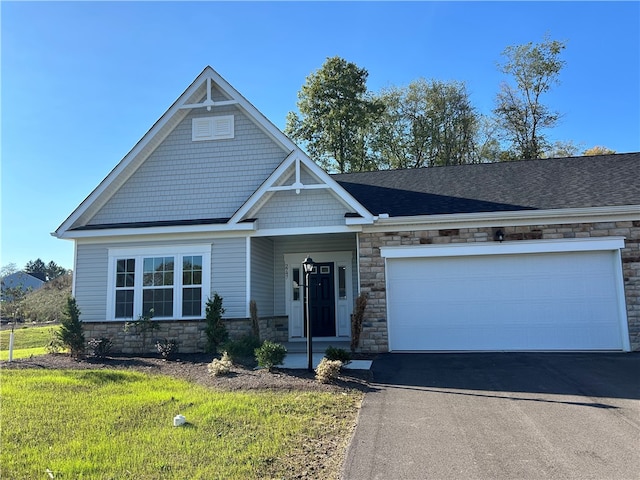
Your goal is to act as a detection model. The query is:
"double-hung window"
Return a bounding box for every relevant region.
[107,246,210,320]
[115,259,135,318]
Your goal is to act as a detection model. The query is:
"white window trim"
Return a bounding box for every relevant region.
[107,245,211,321]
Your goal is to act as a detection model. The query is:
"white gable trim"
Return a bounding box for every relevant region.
[230,151,374,225]
[54,66,301,238]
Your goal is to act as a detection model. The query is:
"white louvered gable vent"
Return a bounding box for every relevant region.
[192,115,234,141]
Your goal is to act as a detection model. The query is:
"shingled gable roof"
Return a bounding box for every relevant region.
[332,152,640,217]
[229,150,373,224]
[54,66,303,237]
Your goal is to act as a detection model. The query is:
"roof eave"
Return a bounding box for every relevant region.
[365,205,640,231]
[53,221,257,240]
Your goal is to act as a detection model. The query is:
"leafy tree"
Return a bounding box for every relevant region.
[285,56,383,173]
[372,79,478,168]
[583,145,616,156]
[45,261,68,281]
[0,282,28,321]
[494,35,566,160]
[24,258,67,281]
[473,116,504,163]
[0,263,18,278]
[543,140,583,158]
[57,297,85,357]
[24,259,47,281]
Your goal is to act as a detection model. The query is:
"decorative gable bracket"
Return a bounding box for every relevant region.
[180,77,238,111]
[267,157,330,194]
[229,151,374,225]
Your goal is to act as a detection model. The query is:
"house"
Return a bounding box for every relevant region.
[1,271,45,301]
[54,66,640,353]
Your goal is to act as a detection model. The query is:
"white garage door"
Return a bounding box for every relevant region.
[386,250,626,351]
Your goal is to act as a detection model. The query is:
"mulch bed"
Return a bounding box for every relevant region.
[1,352,373,393]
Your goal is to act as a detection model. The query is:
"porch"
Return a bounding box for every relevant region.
[281,340,372,370]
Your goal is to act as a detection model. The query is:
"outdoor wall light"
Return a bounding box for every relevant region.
[494,229,505,242]
[302,256,315,372]
[303,256,315,275]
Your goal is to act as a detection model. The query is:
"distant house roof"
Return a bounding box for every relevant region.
[1,271,45,299]
[332,152,640,216]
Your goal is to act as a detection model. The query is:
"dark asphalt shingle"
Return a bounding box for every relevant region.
[333,152,640,216]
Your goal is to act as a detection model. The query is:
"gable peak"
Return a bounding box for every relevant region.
[179,67,238,112]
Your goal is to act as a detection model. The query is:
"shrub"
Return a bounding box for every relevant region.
[46,328,63,354]
[325,346,351,364]
[254,340,287,371]
[221,335,261,362]
[155,338,178,360]
[205,293,228,354]
[57,297,85,358]
[208,352,233,377]
[315,358,343,383]
[87,337,113,358]
[124,310,158,354]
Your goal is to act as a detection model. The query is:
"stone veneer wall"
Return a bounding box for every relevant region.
[358,221,640,353]
[82,316,290,354]
[225,316,289,344]
[82,320,208,355]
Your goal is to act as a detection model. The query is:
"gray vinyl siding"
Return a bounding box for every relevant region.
[74,243,109,322]
[89,107,288,225]
[255,189,350,230]
[75,237,248,321]
[75,234,356,322]
[250,237,275,316]
[273,233,358,316]
[211,237,247,318]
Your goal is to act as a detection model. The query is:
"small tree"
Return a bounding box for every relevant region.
[124,310,158,354]
[205,293,228,354]
[57,297,85,358]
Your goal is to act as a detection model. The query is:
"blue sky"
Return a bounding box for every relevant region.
[2,1,639,271]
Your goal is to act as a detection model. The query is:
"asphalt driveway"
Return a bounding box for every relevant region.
[341,353,640,480]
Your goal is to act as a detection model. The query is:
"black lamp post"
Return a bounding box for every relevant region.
[302,256,315,372]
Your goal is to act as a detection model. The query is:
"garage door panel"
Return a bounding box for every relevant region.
[387,251,623,351]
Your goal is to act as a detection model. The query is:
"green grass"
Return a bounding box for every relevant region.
[0,325,57,360]
[1,369,361,479]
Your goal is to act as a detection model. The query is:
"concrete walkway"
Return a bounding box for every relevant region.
[280,341,372,370]
[281,352,372,370]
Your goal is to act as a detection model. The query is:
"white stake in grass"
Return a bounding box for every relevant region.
[8,329,14,362]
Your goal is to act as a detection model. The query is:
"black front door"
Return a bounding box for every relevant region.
[306,262,336,337]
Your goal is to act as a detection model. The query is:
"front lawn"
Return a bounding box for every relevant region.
[0,325,56,360]
[1,369,361,479]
